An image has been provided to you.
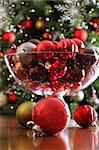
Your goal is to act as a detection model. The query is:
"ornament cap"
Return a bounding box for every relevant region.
[91,122,98,128]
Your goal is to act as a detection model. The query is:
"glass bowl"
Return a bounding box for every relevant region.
[4,47,99,99]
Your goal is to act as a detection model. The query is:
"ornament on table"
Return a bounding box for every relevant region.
[7,91,17,104]
[16,42,36,53]
[18,18,33,30]
[35,19,46,30]
[16,101,36,127]
[71,91,84,102]
[42,32,53,40]
[86,87,99,106]
[74,105,98,128]
[0,91,7,108]
[32,96,70,136]
[2,31,16,43]
[74,28,88,42]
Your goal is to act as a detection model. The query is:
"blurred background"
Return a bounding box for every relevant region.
[0,0,99,116]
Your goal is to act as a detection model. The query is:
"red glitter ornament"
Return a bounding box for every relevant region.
[32,96,70,135]
[50,80,66,92]
[36,40,55,60]
[50,60,67,81]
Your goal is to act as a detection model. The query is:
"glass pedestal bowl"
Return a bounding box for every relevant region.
[4,47,99,102]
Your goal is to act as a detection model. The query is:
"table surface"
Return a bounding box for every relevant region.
[0,116,99,150]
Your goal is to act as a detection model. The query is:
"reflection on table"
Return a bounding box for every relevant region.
[0,116,99,150]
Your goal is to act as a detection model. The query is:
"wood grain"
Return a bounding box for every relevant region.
[0,116,99,150]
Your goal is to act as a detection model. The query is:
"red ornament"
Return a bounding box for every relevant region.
[36,40,54,51]
[57,39,78,59]
[6,48,16,54]
[42,32,52,40]
[66,66,85,83]
[29,64,47,82]
[72,38,85,48]
[32,96,70,135]
[7,91,17,104]
[50,60,67,81]
[74,28,88,42]
[76,48,96,70]
[2,32,16,43]
[74,105,98,128]
[50,80,66,92]
[36,40,55,60]
[19,19,33,30]
[89,17,99,29]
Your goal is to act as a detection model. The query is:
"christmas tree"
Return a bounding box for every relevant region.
[0,0,99,115]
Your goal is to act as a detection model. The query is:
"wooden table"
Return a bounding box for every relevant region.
[0,116,99,150]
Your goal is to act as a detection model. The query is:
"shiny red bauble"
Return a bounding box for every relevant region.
[32,96,70,135]
[74,105,98,128]
[22,19,33,30]
[74,28,88,42]
[2,32,16,43]
[42,32,53,40]
[7,91,17,104]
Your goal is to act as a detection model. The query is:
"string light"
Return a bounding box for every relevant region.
[18,40,22,43]
[30,9,35,13]
[11,64,14,67]
[52,27,55,30]
[32,94,35,98]
[49,9,52,13]
[31,99,34,101]
[25,33,28,37]
[12,4,16,8]
[60,23,63,26]
[9,75,13,78]
[21,1,25,5]
[46,17,50,21]
[19,29,23,33]
[46,28,50,32]
[10,106,14,109]
[91,38,96,43]
[7,78,10,81]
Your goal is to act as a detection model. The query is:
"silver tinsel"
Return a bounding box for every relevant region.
[0,0,18,29]
[0,5,7,29]
[54,0,94,24]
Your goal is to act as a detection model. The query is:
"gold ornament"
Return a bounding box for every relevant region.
[16,101,36,127]
[0,92,7,108]
[35,19,45,30]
